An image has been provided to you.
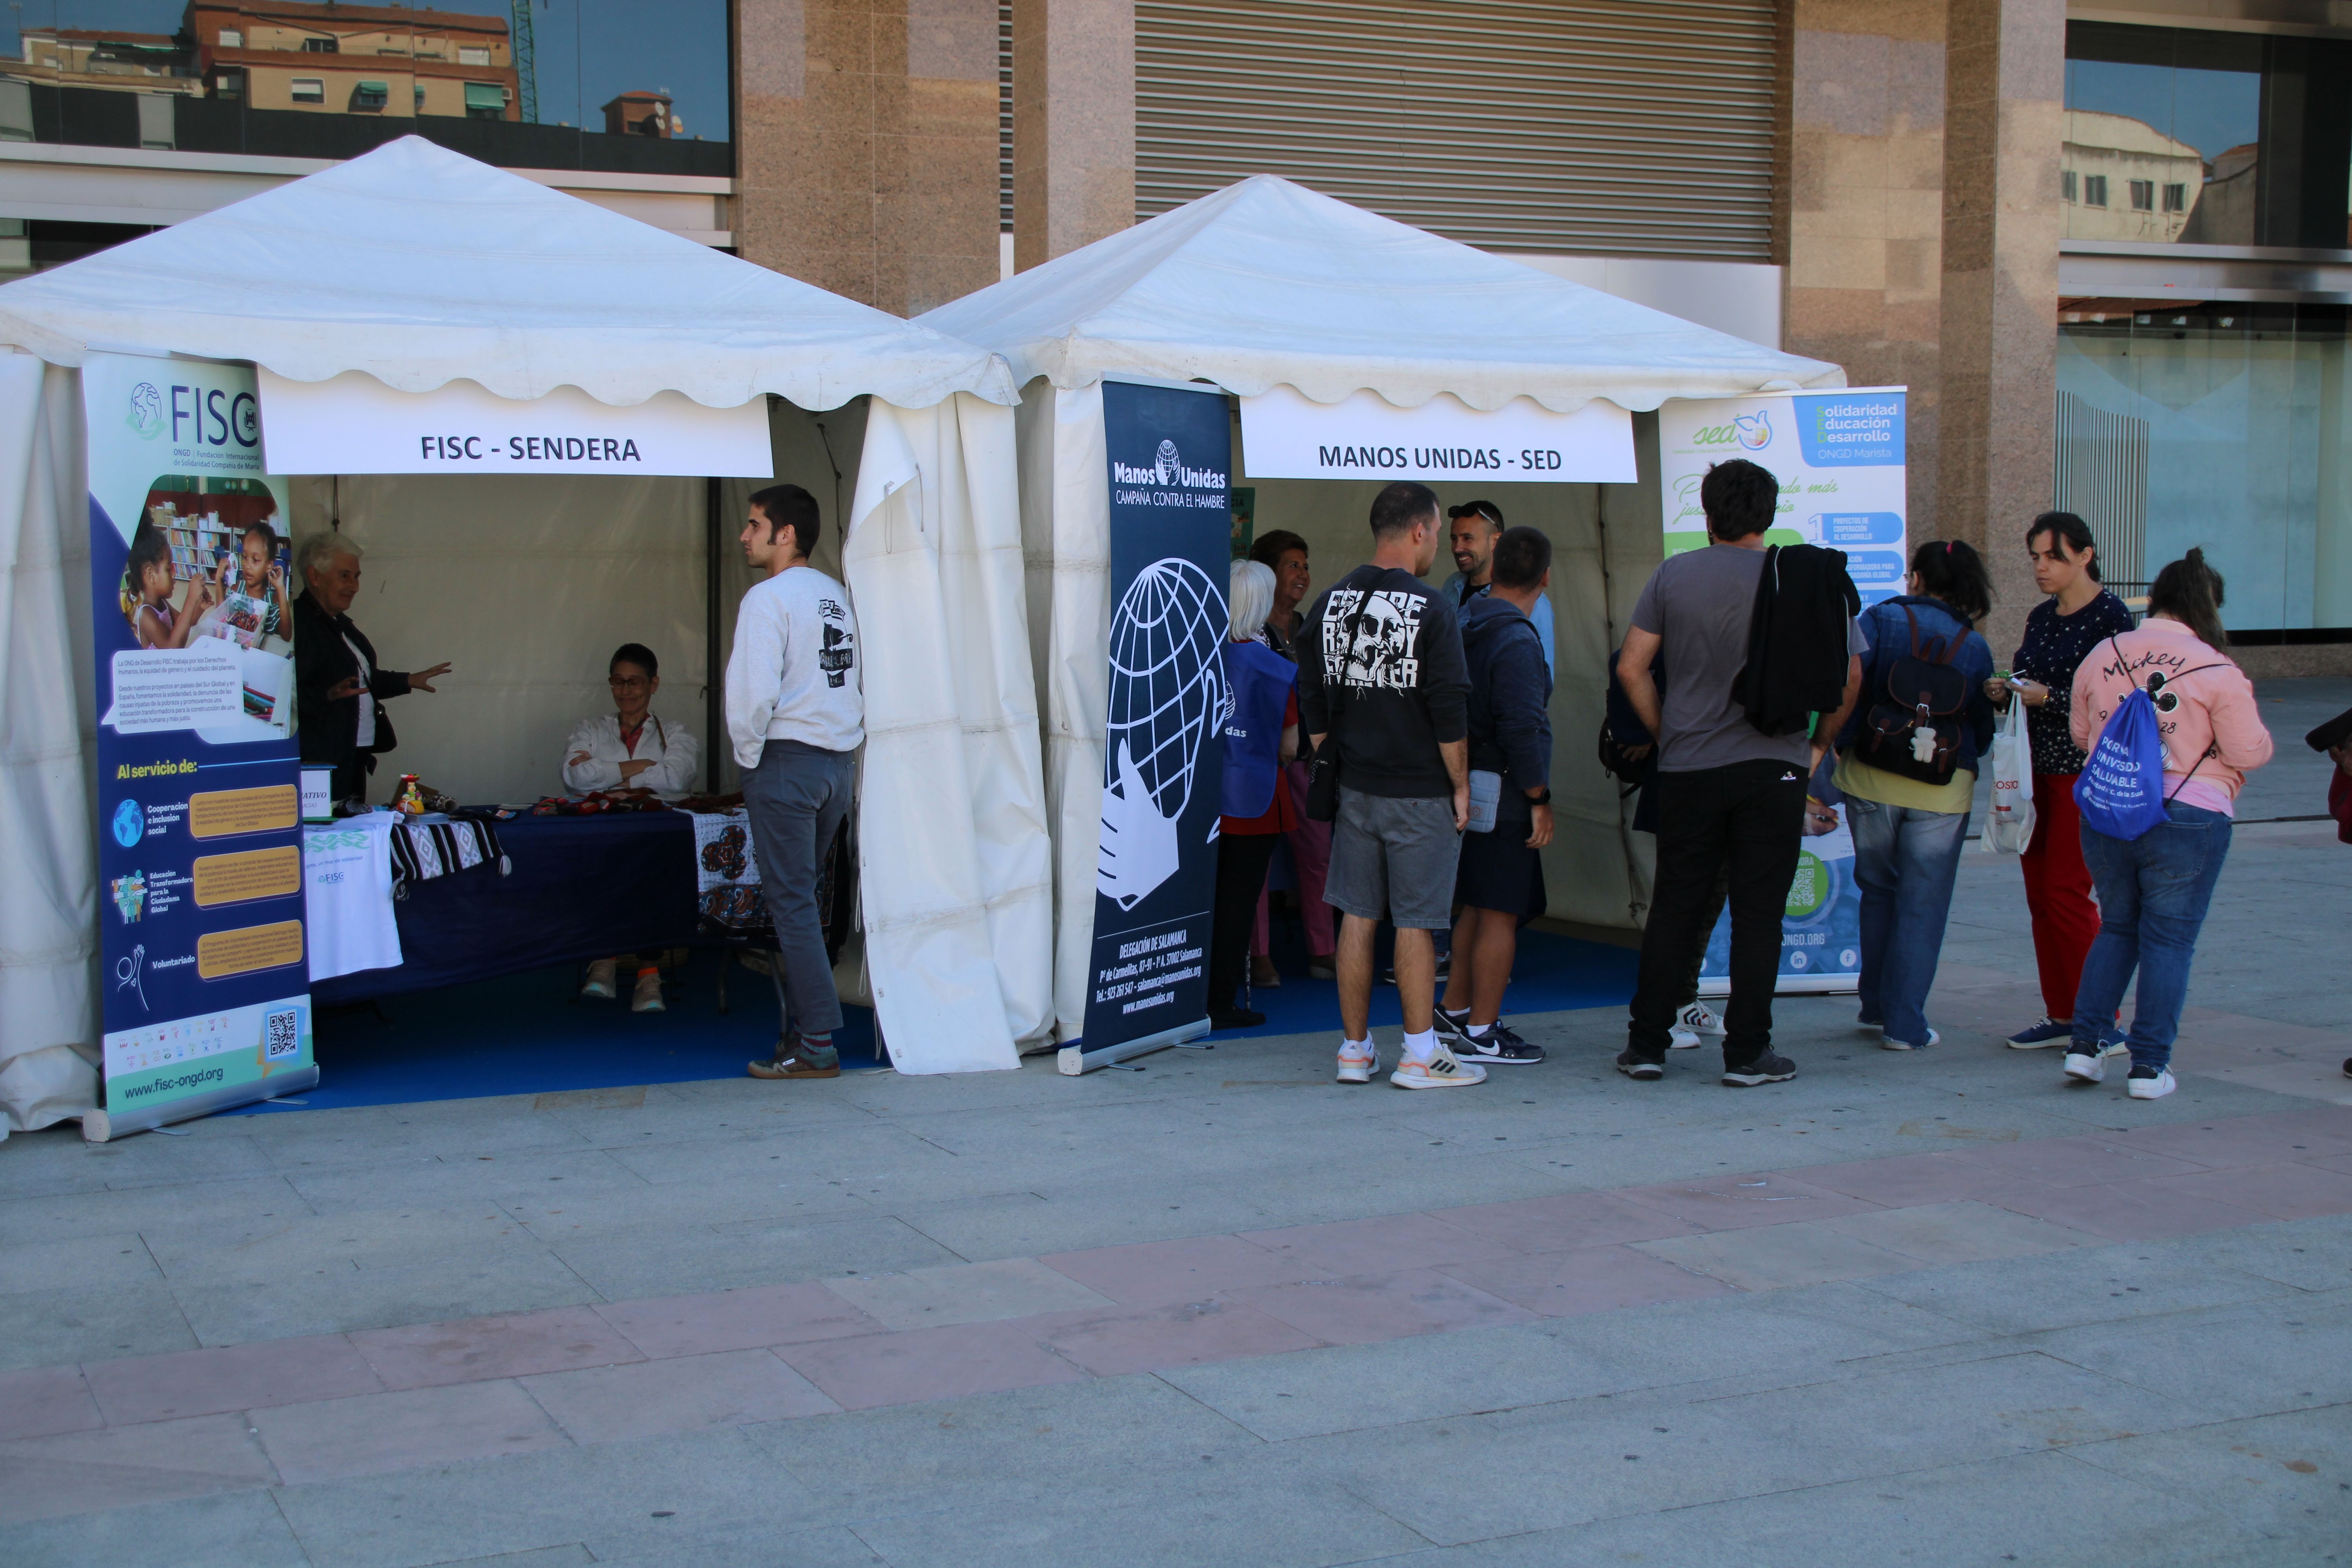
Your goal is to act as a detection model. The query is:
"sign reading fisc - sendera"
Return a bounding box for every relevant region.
[1238,385,1636,484]
[256,368,776,477]
[85,352,315,1140]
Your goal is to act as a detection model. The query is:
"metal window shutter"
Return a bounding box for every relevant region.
[1135,0,1779,260]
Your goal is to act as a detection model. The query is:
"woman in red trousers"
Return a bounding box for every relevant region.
[1985,512,2136,1049]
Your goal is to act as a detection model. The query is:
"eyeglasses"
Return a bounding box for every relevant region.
[608,675,651,690]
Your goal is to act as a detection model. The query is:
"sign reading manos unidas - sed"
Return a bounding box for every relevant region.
[1238,386,1635,484]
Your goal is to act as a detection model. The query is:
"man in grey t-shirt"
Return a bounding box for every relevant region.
[1616,459,1861,1086]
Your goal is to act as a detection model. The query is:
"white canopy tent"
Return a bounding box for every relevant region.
[920,174,1845,1043]
[0,136,1053,1134]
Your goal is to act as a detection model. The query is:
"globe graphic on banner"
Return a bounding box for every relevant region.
[1098,557,1229,909]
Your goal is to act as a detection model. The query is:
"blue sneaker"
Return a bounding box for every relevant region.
[2007,1016,2073,1049]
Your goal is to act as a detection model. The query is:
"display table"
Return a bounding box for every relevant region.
[312,813,701,1004]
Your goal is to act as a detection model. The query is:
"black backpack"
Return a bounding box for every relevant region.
[1855,601,1971,784]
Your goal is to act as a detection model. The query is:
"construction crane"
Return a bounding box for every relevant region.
[510,0,538,124]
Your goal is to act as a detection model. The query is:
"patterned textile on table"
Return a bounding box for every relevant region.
[387,817,509,899]
[690,809,773,938]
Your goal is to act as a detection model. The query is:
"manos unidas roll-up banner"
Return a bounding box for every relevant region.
[85,353,315,1138]
[1068,380,1232,1071]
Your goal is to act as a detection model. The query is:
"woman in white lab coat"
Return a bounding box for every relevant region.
[566,642,700,1010]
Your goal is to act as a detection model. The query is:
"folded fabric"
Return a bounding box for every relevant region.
[305,814,402,982]
[388,817,508,898]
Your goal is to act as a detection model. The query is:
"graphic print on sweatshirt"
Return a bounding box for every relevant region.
[817,597,855,688]
[1323,588,1427,693]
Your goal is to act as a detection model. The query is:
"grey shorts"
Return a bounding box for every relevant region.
[1326,786,1459,929]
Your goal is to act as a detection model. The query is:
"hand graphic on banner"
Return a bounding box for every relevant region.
[1096,738,1179,910]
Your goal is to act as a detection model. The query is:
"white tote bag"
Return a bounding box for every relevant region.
[1980,698,2037,854]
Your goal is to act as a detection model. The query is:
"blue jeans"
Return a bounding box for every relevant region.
[1846,796,1970,1047]
[2074,802,2232,1071]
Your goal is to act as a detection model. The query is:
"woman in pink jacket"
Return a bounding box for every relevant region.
[2065,549,2273,1101]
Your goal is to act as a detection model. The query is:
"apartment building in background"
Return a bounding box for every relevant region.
[4,0,2348,666]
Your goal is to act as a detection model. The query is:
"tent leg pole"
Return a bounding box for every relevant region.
[705,475,722,793]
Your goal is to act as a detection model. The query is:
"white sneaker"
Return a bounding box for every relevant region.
[2062,1051,2107,1085]
[630,967,665,1014]
[580,957,617,1000]
[1336,1041,1377,1084]
[1668,1022,1703,1050]
[1881,1028,1939,1052]
[2127,1068,2176,1100]
[1390,1044,1487,1089]
[1675,1002,1725,1037]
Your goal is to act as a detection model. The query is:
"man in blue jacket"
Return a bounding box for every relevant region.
[1436,526,1554,1064]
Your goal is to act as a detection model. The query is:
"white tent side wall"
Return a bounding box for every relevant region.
[845,394,1053,1070]
[0,356,99,1134]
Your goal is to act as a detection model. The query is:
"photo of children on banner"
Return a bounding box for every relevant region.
[119,482,297,737]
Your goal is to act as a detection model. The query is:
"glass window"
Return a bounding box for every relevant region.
[2063,169,2078,203]
[2058,305,2352,636]
[2084,174,2109,208]
[2065,21,2352,248]
[0,2,731,177]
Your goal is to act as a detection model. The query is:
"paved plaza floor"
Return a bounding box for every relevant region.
[4,690,2349,1566]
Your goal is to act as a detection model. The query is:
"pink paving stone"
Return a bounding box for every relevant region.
[1227,1267,1535,1347]
[1031,1298,1325,1378]
[1795,1152,2026,1208]
[0,1365,102,1443]
[1613,1171,1882,1231]
[1237,1211,1520,1277]
[1983,1180,2271,1242]
[0,1413,277,1525]
[1037,1233,1317,1308]
[1439,1245,1741,1317]
[2140,1162,2352,1222]
[1433,1190,1701,1252]
[250,1379,570,1485]
[596,1280,884,1359]
[349,1305,644,1390]
[1943,1134,2210,1188]
[82,1333,382,1426]
[775,1319,1088,1412]
[521,1348,841,1444]
[2115,1115,2352,1170]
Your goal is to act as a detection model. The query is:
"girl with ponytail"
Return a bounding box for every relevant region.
[2062,547,2273,1101]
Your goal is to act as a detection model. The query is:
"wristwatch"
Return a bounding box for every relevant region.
[1527,788,1553,805]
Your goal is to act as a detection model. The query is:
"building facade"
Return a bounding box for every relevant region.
[6,0,2347,662]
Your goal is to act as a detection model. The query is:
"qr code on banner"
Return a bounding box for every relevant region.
[265,1009,300,1062]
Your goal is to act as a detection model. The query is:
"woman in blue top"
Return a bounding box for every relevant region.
[1833,540,1998,1052]
[1208,561,1300,1031]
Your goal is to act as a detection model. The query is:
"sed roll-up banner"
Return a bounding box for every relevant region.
[1063,380,1232,1074]
[84,353,316,1140]
[1696,822,1864,998]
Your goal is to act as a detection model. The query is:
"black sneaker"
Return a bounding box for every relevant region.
[1432,1005,1474,1047]
[1210,1007,1266,1031]
[1457,1022,1545,1065]
[1721,1051,1798,1087]
[1616,1046,1665,1080]
[748,1034,841,1080]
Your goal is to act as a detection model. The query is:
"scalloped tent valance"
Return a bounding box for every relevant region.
[0,136,1016,412]
[919,174,1841,415]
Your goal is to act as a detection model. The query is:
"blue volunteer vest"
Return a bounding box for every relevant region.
[1220,638,1296,819]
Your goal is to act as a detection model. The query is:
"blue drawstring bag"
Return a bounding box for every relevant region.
[2074,636,2224,841]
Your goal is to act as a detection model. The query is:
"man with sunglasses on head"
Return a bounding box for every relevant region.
[1443,500,1555,678]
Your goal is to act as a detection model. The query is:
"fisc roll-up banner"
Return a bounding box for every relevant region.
[1660,386,1906,998]
[1065,379,1233,1074]
[84,353,316,1140]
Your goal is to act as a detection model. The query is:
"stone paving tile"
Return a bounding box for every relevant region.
[1612,1169,1884,1231]
[1238,1211,1521,1276]
[0,1233,161,1297]
[0,1281,199,1371]
[1792,1149,2031,1206]
[2154,1213,2352,1292]
[137,1203,534,1286]
[589,1530,887,1568]
[2059,1404,2352,1542]
[1431,1189,1701,1252]
[1227,1267,1536,1346]
[169,1246,602,1348]
[1031,1298,1326,1377]
[2033,1294,2352,1422]
[1436,1243,1738,1317]
[822,1256,1114,1331]
[2114,1113,2352,1169]
[0,1363,102,1441]
[2142,1161,2352,1221]
[1942,1132,2219,1187]
[521,1348,840,1444]
[1036,1232,1315,1307]
[348,1305,645,1390]
[891,1184,1288,1262]
[552,1213,960,1300]
[1982,1177,2275,1241]
[0,1486,314,1568]
[1816,1200,2100,1266]
[1635,1221,1926,1291]
[595,1280,884,1360]
[83,1332,381,1424]
[775,1319,1089,1411]
[0,1413,277,1525]
[250,1378,570,1485]
[1854,1240,2297,1336]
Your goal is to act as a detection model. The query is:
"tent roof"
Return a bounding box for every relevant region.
[919,176,1841,414]
[0,136,1017,410]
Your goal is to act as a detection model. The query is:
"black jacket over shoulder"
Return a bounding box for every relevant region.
[294,589,411,775]
[1735,543,1859,737]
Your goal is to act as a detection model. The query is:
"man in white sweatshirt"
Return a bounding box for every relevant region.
[727,484,863,1079]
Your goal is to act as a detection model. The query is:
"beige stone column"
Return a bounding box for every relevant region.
[1937,0,2064,654]
[735,0,1000,314]
[1780,1,1948,541]
[1011,0,1134,271]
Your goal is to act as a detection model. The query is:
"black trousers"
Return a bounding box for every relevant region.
[1208,831,1282,1016]
[1629,759,1807,1064]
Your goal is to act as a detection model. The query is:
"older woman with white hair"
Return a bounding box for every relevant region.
[1206,559,1300,1031]
[294,532,452,805]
